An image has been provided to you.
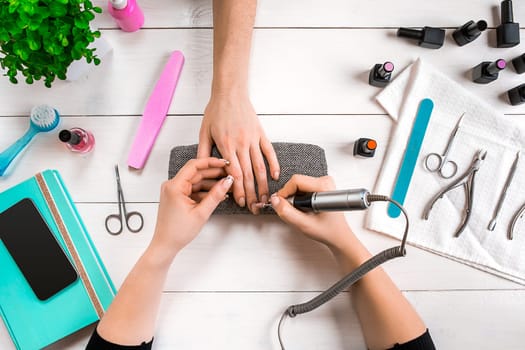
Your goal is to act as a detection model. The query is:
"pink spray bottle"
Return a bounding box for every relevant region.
[108,0,144,32]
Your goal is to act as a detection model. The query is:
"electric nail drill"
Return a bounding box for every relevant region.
[285,189,371,212]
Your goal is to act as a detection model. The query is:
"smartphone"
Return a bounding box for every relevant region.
[0,198,78,301]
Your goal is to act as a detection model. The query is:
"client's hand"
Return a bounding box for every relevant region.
[151,157,233,259]
[270,175,354,250]
[198,93,280,214]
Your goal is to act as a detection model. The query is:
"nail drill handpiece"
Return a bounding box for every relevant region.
[263,189,370,212]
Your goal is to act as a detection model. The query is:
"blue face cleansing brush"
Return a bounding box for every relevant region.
[0,105,60,176]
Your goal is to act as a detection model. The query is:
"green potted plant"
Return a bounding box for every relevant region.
[0,0,103,87]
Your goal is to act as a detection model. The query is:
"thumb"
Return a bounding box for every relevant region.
[270,193,309,231]
[197,175,234,217]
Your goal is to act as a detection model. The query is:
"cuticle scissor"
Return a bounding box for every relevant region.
[424,113,465,179]
[105,165,144,235]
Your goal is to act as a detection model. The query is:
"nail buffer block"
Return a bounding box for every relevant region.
[128,50,185,169]
[388,98,434,218]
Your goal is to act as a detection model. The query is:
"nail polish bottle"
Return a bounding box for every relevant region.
[397,26,445,49]
[369,62,394,87]
[472,59,506,84]
[496,0,520,48]
[452,20,487,46]
[108,0,144,32]
[59,128,95,154]
[353,138,377,158]
[508,84,525,106]
[511,53,525,74]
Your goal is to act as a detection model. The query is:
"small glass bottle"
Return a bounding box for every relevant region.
[59,128,95,154]
[108,0,144,32]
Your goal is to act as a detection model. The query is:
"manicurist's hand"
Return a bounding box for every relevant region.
[151,157,233,259]
[94,158,233,347]
[272,174,430,350]
[270,175,356,251]
[198,92,279,215]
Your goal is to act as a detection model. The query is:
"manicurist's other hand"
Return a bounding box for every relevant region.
[272,175,431,350]
[269,175,353,248]
[150,157,233,260]
[198,92,279,215]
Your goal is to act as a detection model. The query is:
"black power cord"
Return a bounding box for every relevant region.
[277,195,409,350]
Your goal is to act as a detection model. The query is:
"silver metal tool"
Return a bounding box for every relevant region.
[262,189,370,212]
[289,189,370,212]
[424,113,465,179]
[105,165,144,235]
[423,149,487,237]
[488,151,520,231]
[509,202,525,240]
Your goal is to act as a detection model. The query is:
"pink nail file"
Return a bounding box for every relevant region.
[127,50,185,169]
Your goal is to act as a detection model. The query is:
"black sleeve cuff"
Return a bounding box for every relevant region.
[85,328,153,350]
[388,329,436,350]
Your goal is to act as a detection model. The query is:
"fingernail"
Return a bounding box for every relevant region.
[251,203,259,215]
[239,197,246,207]
[223,175,234,188]
[222,159,230,165]
[273,171,280,180]
[260,195,268,204]
[270,193,280,205]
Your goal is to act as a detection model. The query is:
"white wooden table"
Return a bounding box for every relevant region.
[1,1,524,349]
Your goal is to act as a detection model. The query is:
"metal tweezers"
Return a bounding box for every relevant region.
[423,150,487,237]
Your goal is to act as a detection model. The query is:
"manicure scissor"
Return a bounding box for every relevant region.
[105,165,144,235]
[424,113,465,179]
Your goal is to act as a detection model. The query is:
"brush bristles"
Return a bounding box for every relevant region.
[30,105,60,131]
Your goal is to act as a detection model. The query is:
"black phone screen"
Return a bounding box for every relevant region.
[0,198,78,301]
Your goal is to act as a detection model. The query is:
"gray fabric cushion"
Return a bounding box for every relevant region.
[168,143,328,214]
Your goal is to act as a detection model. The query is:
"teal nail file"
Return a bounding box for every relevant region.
[388,99,434,218]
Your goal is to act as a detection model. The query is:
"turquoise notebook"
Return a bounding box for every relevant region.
[0,170,116,350]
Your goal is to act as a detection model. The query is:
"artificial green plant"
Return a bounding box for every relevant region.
[0,0,103,87]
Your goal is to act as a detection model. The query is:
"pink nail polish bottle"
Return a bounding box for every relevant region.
[108,0,144,32]
[59,128,95,154]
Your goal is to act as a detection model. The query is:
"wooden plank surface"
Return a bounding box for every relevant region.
[91,0,525,28]
[1,1,524,349]
[1,29,525,116]
[1,291,523,349]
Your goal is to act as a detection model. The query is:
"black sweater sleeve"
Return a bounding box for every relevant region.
[387,329,436,350]
[85,327,434,350]
[85,328,153,350]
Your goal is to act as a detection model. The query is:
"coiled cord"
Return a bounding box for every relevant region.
[277,195,409,350]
